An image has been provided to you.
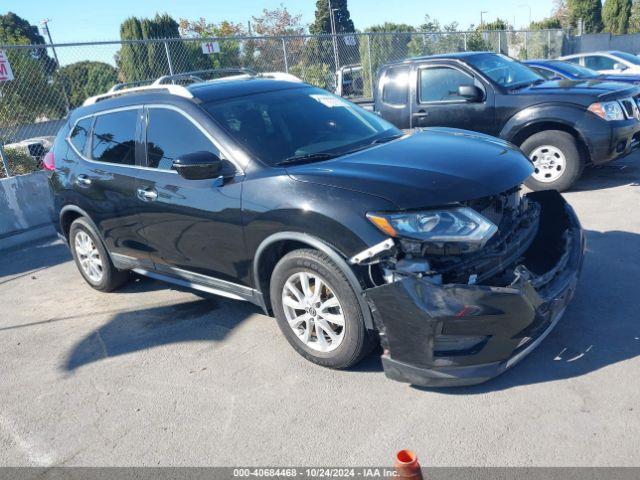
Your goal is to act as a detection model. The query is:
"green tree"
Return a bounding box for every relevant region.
[0,12,66,137]
[407,16,463,57]
[310,0,355,34]
[568,0,603,33]
[249,6,305,71]
[359,23,415,97]
[179,18,246,72]
[118,13,193,83]
[603,0,632,33]
[529,17,563,29]
[630,0,640,32]
[54,61,118,108]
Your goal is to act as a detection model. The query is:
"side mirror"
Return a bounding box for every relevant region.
[458,85,483,102]
[172,151,222,180]
[613,62,627,72]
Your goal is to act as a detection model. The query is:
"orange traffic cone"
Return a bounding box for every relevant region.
[394,450,423,479]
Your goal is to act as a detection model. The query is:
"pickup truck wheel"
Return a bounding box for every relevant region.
[521,130,584,192]
[270,249,376,369]
[69,218,129,292]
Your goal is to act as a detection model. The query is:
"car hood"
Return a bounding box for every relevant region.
[515,79,639,100]
[286,128,533,210]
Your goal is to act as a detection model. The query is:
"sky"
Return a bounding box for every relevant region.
[2,0,557,67]
[6,0,557,43]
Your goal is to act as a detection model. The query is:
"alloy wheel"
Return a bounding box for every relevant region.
[74,231,104,283]
[281,271,345,352]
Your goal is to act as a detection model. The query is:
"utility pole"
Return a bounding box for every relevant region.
[480,11,488,28]
[328,0,339,70]
[40,19,70,112]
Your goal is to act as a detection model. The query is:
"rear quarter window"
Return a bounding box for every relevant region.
[381,66,410,106]
[69,117,92,156]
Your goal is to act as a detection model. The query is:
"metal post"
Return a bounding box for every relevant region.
[524,31,528,59]
[498,31,502,53]
[41,19,70,113]
[463,32,468,51]
[281,38,289,73]
[366,33,374,99]
[163,40,174,77]
[547,30,552,57]
[329,0,339,70]
[0,143,12,178]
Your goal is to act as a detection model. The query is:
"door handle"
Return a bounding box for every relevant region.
[413,110,429,117]
[137,187,158,202]
[75,174,92,186]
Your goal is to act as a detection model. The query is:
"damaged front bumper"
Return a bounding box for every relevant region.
[364,191,585,387]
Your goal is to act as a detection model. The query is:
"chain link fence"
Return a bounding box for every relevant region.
[0,29,565,178]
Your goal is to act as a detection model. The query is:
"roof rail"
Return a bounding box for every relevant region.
[153,68,258,86]
[83,84,194,106]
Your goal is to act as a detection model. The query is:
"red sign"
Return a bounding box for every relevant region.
[0,50,14,82]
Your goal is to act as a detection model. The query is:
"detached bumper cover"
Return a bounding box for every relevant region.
[365,191,585,387]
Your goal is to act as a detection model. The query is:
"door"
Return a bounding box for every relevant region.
[68,107,151,266]
[412,65,496,135]
[134,105,245,284]
[377,65,411,129]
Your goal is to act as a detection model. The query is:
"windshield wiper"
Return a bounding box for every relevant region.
[371,133,404,144]
[275,152,339,166]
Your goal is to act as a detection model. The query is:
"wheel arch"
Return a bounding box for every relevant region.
[253,232,375,330]
[59,205,101,241]
[506,120,591,165]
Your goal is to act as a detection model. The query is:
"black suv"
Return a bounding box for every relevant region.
[47,76,584,387]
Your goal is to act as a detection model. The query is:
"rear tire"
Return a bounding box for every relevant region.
[69,217,129,292]
[521,130,584,192]
[270,248,377,369]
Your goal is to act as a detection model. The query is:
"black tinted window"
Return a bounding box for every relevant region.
[69,117,92,155]
[381,66,409,105]
[419,67,475,102]
[146,109,219,170]
[584,55,617,70]
[532,67,557,80]
[91,110,138,165]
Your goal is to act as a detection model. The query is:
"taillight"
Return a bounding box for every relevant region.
[42,150,55,171]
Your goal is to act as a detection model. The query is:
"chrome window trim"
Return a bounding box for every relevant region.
[65,104,245,175]
[143,104,244,175]
[65,105,145,170]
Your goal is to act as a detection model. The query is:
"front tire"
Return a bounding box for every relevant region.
[521,130,584,192]
[270,249,376,369]
[69,217,129,292]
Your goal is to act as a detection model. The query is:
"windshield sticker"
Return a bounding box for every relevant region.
[311,94,348,108]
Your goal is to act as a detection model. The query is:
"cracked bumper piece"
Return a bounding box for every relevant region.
[365,191,585,387]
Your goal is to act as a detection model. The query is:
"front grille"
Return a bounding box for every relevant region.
[620,97,640,120]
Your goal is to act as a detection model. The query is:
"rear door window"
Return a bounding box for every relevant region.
[584,55,617,70]
[69,117,92,156]
[381,66,409,106]
[90,109,138,165]
[145,108,220,170]
[419,67,475,103]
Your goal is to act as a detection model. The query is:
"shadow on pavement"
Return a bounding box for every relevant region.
[64,292,261,371]
[0,239,70,283]
[414,229,640,394]
[570,159,640,192]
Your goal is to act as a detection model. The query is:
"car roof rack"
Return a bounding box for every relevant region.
[153,68,258,86]
[83,84,195,106]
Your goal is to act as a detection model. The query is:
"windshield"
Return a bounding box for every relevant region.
[612,51,640,65]
[466,53,543,89]
[203,86,400,166]
[550,61,599,78]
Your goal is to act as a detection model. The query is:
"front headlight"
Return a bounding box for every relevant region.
[588,101,625,121]
[366,207,498,247]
